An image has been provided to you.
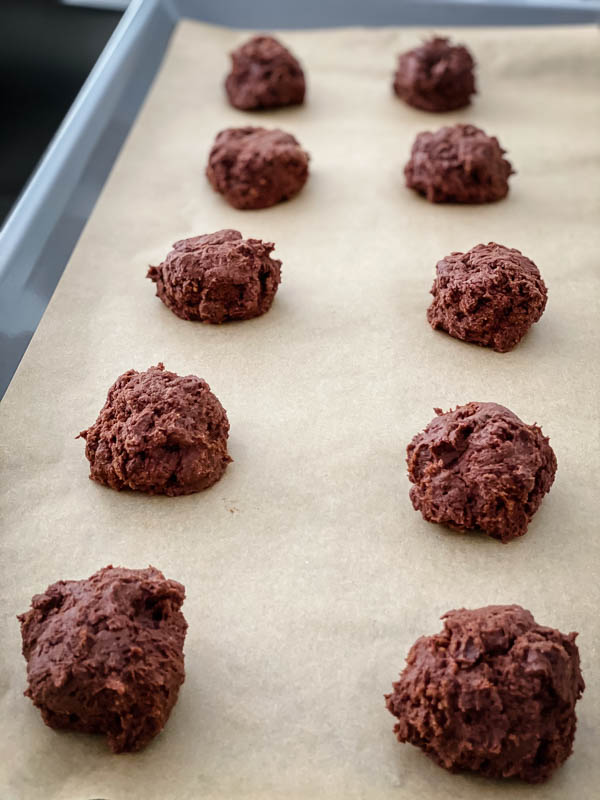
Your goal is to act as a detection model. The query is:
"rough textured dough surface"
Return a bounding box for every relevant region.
[393,37,476,112]
[386,605,584,783]
[18,565,187,754]
[147,229,282,323]
[79,363,231,496]
[225,35,306,110]
[427,242,548,352]
[406,402,556,542]
[405,124,513,203]
[206,126,310,209]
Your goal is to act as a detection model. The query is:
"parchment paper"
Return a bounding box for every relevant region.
[1,21,599,800]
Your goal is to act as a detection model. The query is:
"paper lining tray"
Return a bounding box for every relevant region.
[0,5,599,800]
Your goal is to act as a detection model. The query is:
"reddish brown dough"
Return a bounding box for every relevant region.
[18,565,187,753]
[206,127,309,210]
[147,229,281,323]
[393,37,476,112]
[225,35,305,110]
[79,363,231,496]
[427,243,548,352]
[385,605,584,783]
[406,402,556,542]
[405,124,513,203]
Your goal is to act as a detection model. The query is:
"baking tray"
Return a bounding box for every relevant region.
[1,6,599,800]
[1,0,599,398]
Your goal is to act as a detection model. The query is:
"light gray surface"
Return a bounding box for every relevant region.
[1,0,599,398]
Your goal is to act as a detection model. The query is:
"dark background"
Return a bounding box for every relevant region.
[0,0,122,225]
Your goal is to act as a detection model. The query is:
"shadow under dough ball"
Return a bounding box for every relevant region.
[428,243,548,352]
[18,565,187,753]
[206,126,309,209]
[147,229,281,323]
[393,36,475,112]
[386,605,584,783]
[79,363,231,496]
[405,123,513,203]
[225,34,306,110]
[406,402,556,542]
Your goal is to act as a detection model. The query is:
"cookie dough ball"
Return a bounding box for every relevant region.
[225,35,306,110]
[147,229,281,323]
[407,402,556,542]
[18,565,187,753]
[79,363,231,496]
[206,127,309,210]
[386,605,584,783]
[405,124,513,203]
[428,243,548,352]
[393,37,475,112]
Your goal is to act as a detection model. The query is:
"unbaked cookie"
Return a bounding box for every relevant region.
[405,124,513,203]
[386,605,584,783]
[206,127,309,209]
[225,35,305,110]
[18,565,187,753]
[79,363,231,496]
[406,402,556,542]
[427,242,547,352]
[393,37,475,112]
[148,229,281,323]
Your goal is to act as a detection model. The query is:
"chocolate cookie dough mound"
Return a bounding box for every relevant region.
[407,402,556,542]
[79,363,231,496]
[393,37,475,112]
[386,605,584,783]
[147,229,281,323]
[405,124,513,203]
[226,35,305,110]
[18,565,187,753]
[206,127,309,210]
[428,243,548,352]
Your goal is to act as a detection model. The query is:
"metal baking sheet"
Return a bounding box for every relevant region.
[1,16,599,800]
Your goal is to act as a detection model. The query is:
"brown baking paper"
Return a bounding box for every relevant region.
[1,20,599,800]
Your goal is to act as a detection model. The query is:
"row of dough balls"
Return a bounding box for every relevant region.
[78,365,555,545]
[19,564,583,784]
[225,34,475,113]
[147,232,548,353]
[206,122,513,209]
